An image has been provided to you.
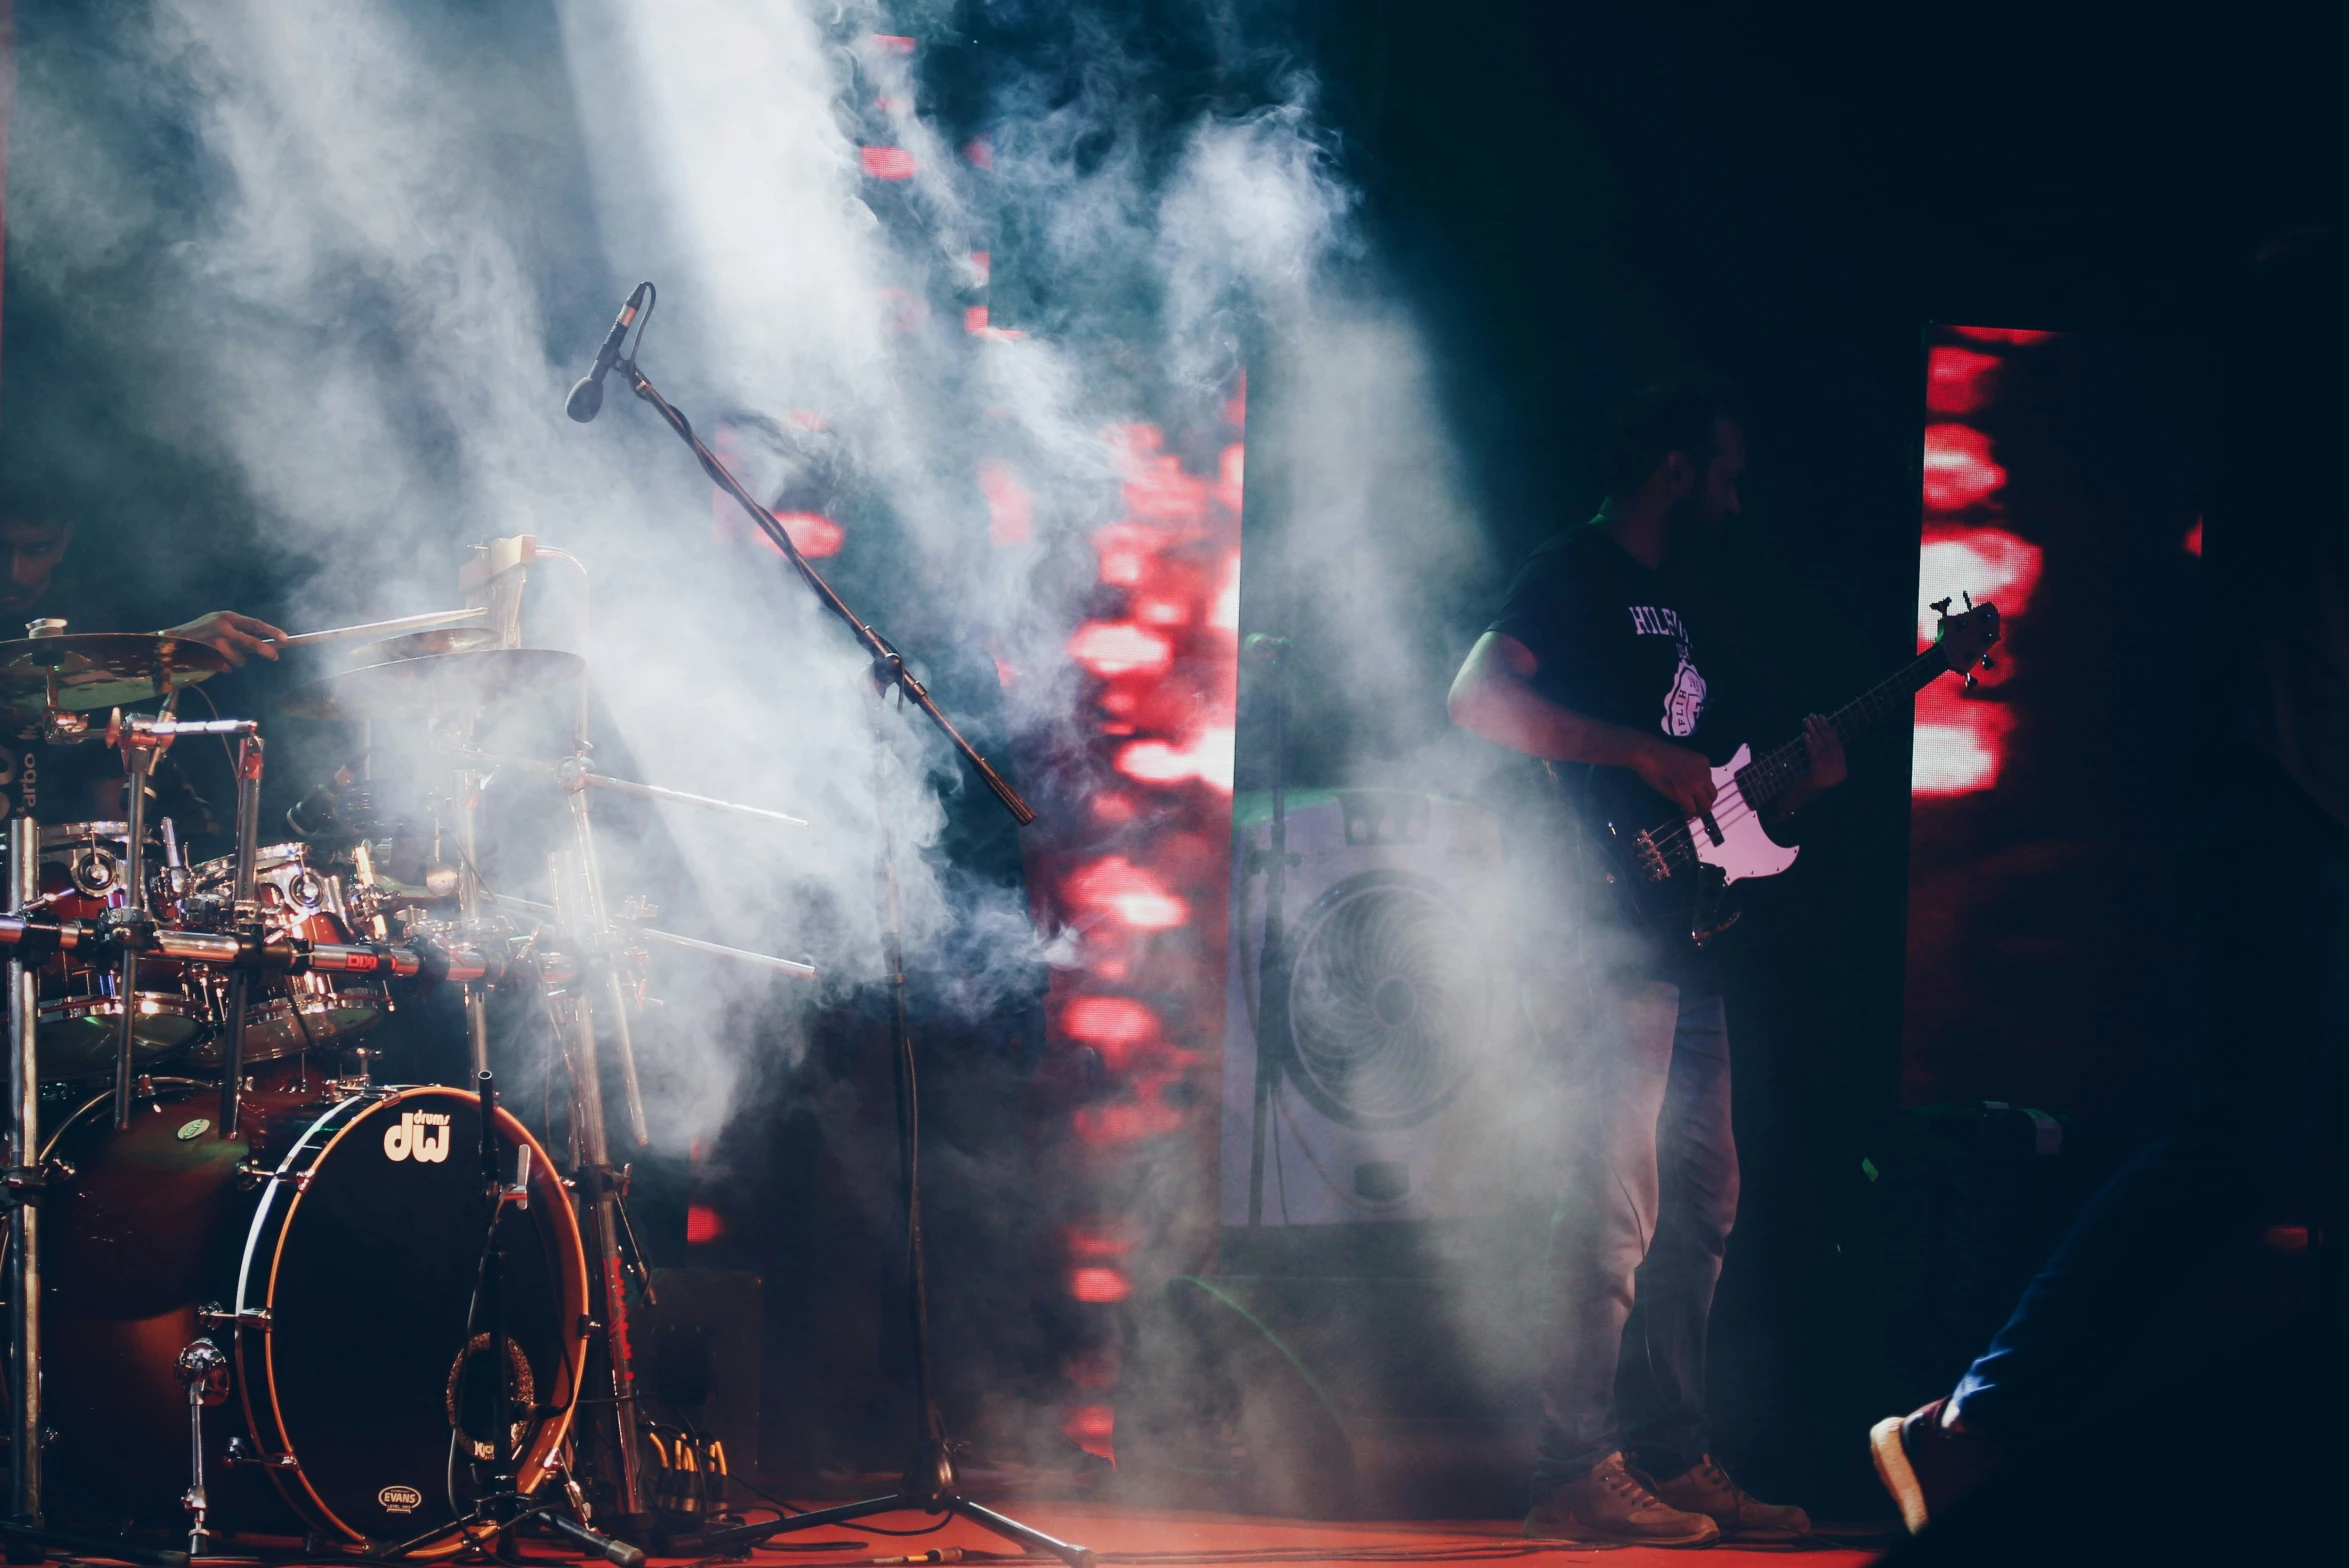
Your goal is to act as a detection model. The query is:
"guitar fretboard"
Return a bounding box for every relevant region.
[1733,646,1957,810]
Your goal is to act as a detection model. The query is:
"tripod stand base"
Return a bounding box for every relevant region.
[670,1487,1094,1568]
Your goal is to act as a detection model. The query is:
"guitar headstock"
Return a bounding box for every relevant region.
[1928,594,2002,680]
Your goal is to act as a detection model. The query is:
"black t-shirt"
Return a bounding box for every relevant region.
[1491,524,1744,762]
[1488,524,1757,986]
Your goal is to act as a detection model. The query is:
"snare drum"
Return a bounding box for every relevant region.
[34,821,208,1079]
[188,842,390,1067]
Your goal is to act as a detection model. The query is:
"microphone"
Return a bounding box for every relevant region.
[287,761,365,841]
[565,282,651,423]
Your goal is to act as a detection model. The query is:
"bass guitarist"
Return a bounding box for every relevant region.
[1448,381,1839,1547]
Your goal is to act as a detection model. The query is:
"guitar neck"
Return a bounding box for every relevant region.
[1736,646,1957,810]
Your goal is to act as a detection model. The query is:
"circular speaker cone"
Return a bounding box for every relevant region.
[1281,870,1489,1131]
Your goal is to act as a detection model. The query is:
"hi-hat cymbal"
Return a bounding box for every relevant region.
[276,648,585,721]
[0,633,230,715]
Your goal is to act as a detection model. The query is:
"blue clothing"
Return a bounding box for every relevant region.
[1533,984,1738,1488]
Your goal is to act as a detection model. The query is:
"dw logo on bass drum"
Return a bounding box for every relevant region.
[382,1110,453,1163]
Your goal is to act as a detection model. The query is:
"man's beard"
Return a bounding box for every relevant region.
[1663,492,1724,560]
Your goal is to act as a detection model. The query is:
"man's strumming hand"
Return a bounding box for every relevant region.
[1633,737,1718,819]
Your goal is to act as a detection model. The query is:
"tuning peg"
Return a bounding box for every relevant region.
[1964,671,1978,691]
[1930,597,1952,615]
[1962,590,1974,610]
[1980,654,1997,670]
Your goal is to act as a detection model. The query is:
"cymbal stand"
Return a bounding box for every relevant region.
[6,816,45,1560]
[106,714,169,1131]
[455,763,491,1079]
[616,354,1086,1566]
[218,735,264,1141]
[545,850,650,1535]
[4,816,187,1568]
[531,547,651,1152]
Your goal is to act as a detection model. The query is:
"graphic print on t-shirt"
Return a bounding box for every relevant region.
[1629,605,1707,738]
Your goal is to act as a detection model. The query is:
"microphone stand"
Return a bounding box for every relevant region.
[613,359,1089,1568]
[617,362,1035,828]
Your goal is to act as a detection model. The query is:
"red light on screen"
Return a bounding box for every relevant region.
[1063,1225,1132,1260]
[860,145,917,180]
[1926,346,2001,415]
[1066,856,1190,930]
[1068,620,1173,678]
[1115,728,1237,793]
[980,460,1034,546]
[1918,527,2042,646]
[2184,516,2203,556]
[770,511,844,558]
[686,1204,726,1245]
[1913,687,2016,796]
[1069,1267,1132,1304]
[1949,325,2057,346]
[1063,1403,1116,1460]
[1062,996,1161,1057]
[1922,424,2008,512]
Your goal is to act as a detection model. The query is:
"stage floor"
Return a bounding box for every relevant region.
[644,1502,1892,1567]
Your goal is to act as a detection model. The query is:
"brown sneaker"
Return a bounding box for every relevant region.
[1642,1454,1811,1541]
[1525,1452,1722,1546]
[1869,1397,2008,1534]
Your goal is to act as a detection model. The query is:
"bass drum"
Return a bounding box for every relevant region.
[36,1079,587,1550]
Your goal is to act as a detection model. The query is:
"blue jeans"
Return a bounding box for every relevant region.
[1533,982,1738,1493]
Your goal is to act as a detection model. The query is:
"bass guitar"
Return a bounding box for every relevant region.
[1567,595,2003,951]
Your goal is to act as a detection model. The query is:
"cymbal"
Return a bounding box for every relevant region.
[0,632,229,714]
[276,648,585,721]
[345,626,502,665]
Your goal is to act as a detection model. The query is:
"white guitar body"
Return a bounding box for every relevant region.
[1688,743,1800,885]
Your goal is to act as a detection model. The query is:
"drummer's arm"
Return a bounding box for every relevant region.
[163,611,286,668]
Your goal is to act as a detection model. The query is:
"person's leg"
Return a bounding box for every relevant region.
[1875,787,2349,1531]
[1950,828,2349,1438]
[1530,978,1680,1495]
[1615,993,1737,1478]
[1947,1126,2245,1436]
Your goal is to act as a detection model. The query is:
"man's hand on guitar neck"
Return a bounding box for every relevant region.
[1769,714,1848,821]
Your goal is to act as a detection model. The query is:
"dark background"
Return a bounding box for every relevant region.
[1239,0,2333,1516]
[5,0,2339,1521]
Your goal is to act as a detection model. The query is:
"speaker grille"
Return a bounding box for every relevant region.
[1281,870,1489,1131]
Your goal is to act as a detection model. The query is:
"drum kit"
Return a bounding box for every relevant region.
[0,295,1090,1568]
[0,537,819,1563]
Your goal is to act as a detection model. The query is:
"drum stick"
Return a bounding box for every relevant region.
[277,607,488,649]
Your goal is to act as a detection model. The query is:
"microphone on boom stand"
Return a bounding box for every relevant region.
[565,282,651,424]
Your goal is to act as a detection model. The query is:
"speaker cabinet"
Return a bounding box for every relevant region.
[1220,789,1521,1227]
[638,1268,764,1476]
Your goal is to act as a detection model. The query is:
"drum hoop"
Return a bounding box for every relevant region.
[35,1076,212,1163]
[236,1085,587,1549]
[37,992,208,1019]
